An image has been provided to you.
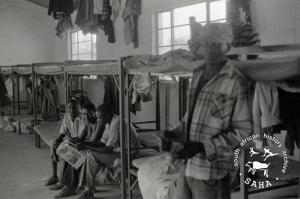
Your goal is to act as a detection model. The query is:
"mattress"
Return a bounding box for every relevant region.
[33,121,62,146]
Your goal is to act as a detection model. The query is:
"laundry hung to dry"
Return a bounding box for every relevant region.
[37,76,60,121]
[0,74,8,107]
[122,0,141,48]
[76,0,115,42]
[48,0,74,38]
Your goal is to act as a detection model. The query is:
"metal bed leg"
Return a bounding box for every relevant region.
[18,122,21,135]
[240,148,248,199]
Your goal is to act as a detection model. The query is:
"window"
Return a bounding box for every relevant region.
[70,30,97,60]
[156,0,227,55]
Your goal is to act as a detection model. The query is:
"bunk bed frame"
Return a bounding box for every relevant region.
[32,62,64,148]
[119,52,300,199]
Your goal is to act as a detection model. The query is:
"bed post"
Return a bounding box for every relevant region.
[119,57,128,199]
[64,61,68,108]
[12,65,15,116]
[240,148,248,199]
[156,81,160,130]
[16,67,20,115]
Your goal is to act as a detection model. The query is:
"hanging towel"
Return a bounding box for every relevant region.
[93,0,104,14]
[110,0,122,21]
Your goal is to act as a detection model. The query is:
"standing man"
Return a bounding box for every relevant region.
[165,22,253,199]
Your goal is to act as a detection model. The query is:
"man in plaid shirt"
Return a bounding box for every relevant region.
[164,23,253,199]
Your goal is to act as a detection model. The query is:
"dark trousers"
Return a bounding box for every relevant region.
[60,161,80,189]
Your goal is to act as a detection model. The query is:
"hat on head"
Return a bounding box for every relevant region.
[190,22,233,44]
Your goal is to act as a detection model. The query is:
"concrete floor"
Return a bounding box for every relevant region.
[0,130,141,199]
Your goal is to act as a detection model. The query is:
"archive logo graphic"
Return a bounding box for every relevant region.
[233,134,288,189]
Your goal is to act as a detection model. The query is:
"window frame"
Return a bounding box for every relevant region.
[155,0,227,55]
[68,29,97,61]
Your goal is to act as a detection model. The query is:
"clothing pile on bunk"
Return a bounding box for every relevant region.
[253,81,300,156]
[48,0,74,38]
[37,76,60,121]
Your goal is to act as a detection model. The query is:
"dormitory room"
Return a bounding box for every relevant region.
[0,0,300,199]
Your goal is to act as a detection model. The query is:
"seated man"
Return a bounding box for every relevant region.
[52,102,97,198]
[76,104,140,199]
[45,99,82,187]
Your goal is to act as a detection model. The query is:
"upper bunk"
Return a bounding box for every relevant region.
[14,64,32,75]
[33,62,64,75]
[123,49,300,82]
[0,66,13,75]
[64,60,120,75]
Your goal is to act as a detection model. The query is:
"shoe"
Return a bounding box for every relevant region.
[49,182,64,190]
[44,176,59,186]
[76,190,94,199]
[54,186,76,198]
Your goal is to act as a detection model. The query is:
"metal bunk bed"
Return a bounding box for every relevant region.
[9,64,34,134]
[32,62,64,148]
[119,54,300,199]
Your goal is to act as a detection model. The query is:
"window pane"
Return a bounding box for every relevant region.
[78,42,92,54]
[79,54,92,60]
[72,55,78,60]
[174,25,190,45]
[158,28,171,46]
[173,45,189,50]
[72,44,78,54]
[71,32,77,43]
[158,46,171,55]
[174,3,206,26]
[158,12,171,29]
[210,0,226,21]
[78,31,91,42]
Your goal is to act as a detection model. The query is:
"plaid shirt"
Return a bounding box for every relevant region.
[174,61,253,180]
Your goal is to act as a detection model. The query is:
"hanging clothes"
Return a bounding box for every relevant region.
[75,0,98,35]
[122,0,141,48]
[97,5,116,43]
[252,82,282,134]
[110,0,122,21]
[278,88,300,155]
[37,76,60,121]
[4,78,13,99]
[103,76,119,114]
[55,14,73,38]
[93,0,104,14]
[0,74,8,107]
[48,0,74,19]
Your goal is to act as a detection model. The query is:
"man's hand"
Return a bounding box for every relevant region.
[74,143,86,151]
[173,141,205,159]
[52,138,61,148]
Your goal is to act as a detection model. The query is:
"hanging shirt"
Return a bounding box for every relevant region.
[93,0,104,14]
[5,78,13,99]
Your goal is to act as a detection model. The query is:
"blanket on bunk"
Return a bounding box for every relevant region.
[123,50,300,81]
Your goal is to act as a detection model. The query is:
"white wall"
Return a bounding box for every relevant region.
[0,0,58,65]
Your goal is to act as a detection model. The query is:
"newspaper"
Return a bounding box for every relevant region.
[56,141,86,169]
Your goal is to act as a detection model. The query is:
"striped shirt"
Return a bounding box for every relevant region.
[174,61,253,180]
[59,114,86,138]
